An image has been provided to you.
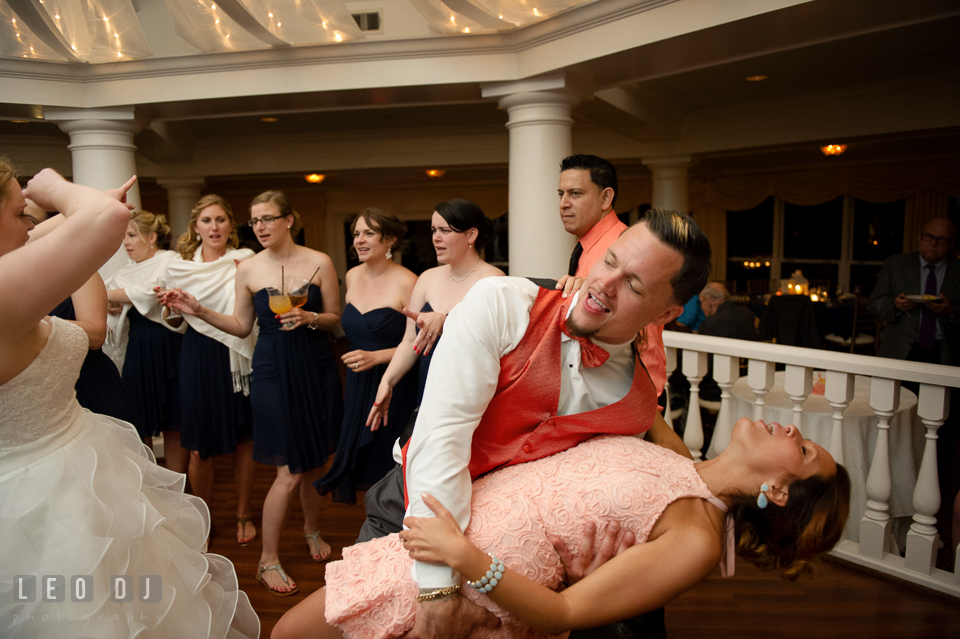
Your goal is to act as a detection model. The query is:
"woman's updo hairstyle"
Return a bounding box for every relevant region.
[177,194,239,259]
[130,210,173,250]
[731,464,851,580]
[351,208,406,258]
[250,190,301,236]
[434,198,494,250]
[0,158,17,206]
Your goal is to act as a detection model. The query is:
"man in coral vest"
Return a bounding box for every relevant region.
[395,209,711,637]
[560,154,668,399]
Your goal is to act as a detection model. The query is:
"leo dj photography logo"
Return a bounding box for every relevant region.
[13,575,162,603]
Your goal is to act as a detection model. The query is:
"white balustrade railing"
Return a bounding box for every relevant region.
[663,330,960,597]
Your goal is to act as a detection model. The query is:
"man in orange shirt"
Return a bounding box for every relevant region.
[560,154,668,399]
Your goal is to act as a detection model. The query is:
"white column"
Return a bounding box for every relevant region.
[46,107,140,280]
[157,178,204,238]
[482,76,580,277]
[644,156,691,213]
[860,377,901,559]
[905,384,949,575]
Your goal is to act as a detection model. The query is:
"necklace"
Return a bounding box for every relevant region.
[449,262,477,283]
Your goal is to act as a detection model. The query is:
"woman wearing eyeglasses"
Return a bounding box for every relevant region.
[164,190,343,597]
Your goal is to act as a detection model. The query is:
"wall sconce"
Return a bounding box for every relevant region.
[305,174,325,183]
[820,144,847,156]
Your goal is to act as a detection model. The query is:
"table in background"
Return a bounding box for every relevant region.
[731,372,921,543]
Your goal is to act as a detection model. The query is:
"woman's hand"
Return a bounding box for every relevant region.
[401,493,467,566]
[107,301,124,316]
[276,307,316,331]
[104,175,138,211]
[366,381,393,431]
[342,349,377,373]
[405,308,445,356]
[555,275,585,299]
[21,169,68,213]
[163,288,201,316]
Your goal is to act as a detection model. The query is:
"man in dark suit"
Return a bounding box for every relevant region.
[868,217,959,367]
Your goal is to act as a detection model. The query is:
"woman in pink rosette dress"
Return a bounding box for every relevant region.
[274,416,849,639]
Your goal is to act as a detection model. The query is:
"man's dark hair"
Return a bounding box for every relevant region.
[560,154,618,208]
[639,208,712,305]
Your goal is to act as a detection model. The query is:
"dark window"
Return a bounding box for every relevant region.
[783,198,843,260]
[726,197,773,293]
[852,199,905,262]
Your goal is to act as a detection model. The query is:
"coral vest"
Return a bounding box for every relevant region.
[465,287,658,479]
[401,285,659,506]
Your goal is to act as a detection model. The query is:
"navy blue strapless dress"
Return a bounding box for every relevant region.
[179,326,254,459]
[49,298,140,428]
[122,307,184,439]
[251,285,343,474]
[315,304,418,504]
[415,301,438,407]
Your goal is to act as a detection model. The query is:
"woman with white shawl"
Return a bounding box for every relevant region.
[105,210,188,472]
[162,194,259,548]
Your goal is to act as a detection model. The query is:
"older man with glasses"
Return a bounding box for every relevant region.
[868,217,958,366]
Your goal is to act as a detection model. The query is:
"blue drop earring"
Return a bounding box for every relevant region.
[757,484,769,509]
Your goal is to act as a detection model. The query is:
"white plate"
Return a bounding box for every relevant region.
[903,294,939,302]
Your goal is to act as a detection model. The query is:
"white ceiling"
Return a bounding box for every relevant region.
[1,0,959,180]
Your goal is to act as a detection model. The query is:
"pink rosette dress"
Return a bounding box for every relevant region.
[324,435,717,639]
[0,318,259,639]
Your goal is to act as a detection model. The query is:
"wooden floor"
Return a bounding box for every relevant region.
[206,457,959,639]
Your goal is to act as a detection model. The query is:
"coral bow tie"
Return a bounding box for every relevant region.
[560,317,610,368]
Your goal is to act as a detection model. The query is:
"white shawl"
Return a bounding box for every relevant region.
[104,250,185,371]
[166,247,258,396]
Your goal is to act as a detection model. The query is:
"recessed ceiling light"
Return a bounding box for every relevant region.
[305,174,325,183]
[746,75,768,82]
[425,169,446,178]
[820,144,847,156]
[261,117,279,123]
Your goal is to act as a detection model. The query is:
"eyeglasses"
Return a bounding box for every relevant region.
[919,233,954,246]
[247,215,284,227]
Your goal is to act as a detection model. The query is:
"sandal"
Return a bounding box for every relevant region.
[305,530,332,562]
[237,515,257,546]
[256,563,299,597]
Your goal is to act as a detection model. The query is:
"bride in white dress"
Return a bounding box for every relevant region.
[0,162,260,638]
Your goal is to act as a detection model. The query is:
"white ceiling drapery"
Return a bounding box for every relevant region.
[1,0,595,64]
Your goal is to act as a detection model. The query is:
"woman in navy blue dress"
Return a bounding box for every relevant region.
[105,211,187,472]
[367,199,503,432]
[163,196,259,548]
[315,209,417,505]
[166,190,342,598]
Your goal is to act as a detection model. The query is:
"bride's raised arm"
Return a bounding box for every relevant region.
[0,169,133,335]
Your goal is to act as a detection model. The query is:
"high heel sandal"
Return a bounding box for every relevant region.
[305,530,331,562]
[256,563,299,597]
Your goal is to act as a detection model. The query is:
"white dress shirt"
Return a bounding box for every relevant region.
[402,277,635,587]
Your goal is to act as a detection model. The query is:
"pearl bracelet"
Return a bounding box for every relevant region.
[307,311,319,330]
[467,554,505,595]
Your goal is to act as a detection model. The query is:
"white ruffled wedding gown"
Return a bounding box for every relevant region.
[0,317,259,638]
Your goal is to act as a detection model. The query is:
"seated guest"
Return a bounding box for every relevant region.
[676,294,705,332]
[697,282,758,402]
[273,417,850,638]
[698,282,758,340]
